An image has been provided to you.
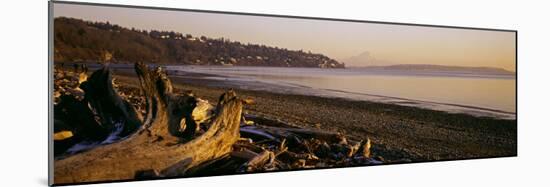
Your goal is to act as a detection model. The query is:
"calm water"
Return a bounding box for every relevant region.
[167,66,516,119]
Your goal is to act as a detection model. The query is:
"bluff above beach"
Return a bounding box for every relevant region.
[54,17,345,68]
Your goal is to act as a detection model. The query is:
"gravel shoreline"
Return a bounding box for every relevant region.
[113,70,516,162]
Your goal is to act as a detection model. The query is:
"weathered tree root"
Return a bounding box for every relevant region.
[80,66,142,137]
[132,62,200,141]
[54,63,244,184]
[53,66,141,155]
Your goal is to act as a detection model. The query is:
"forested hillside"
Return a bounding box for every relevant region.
[54,17,345,68]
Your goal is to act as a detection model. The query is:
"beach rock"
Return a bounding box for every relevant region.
[314,123,322,129]
[315,142,332,158]
[315,162,328,168]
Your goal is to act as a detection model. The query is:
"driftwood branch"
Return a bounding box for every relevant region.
[53,67,141,155]
[80,67,142,137]
[238,150,275,172]
[133,62,199,141]
[54,64,244,184]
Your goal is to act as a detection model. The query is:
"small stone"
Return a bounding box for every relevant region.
[314,123,321,129]
[315,162,328,168]
[315,142,331,158]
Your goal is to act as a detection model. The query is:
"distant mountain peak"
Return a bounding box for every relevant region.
[341,51,395,67]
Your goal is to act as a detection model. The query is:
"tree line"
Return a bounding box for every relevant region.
[54,17,345,68]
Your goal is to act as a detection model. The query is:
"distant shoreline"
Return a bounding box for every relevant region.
[55,61,515,76]
[348,64,515,75]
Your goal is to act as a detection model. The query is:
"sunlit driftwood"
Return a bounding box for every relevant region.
[54,63,244,184]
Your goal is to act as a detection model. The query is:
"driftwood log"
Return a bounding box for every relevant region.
[54,63,244,184]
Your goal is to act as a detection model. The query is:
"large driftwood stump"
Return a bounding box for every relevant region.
[54,63,243,184]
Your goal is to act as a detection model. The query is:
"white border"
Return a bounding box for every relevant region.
[1,0,549,187]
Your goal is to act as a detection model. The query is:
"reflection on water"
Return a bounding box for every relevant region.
[268,74,515,113]
[167,66,516,119]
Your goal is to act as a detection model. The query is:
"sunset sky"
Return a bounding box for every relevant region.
[54,3,516,71]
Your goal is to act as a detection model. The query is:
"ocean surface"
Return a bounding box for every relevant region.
[165,65,516,119]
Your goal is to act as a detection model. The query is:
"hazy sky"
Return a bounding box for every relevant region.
[54,3,516,71]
